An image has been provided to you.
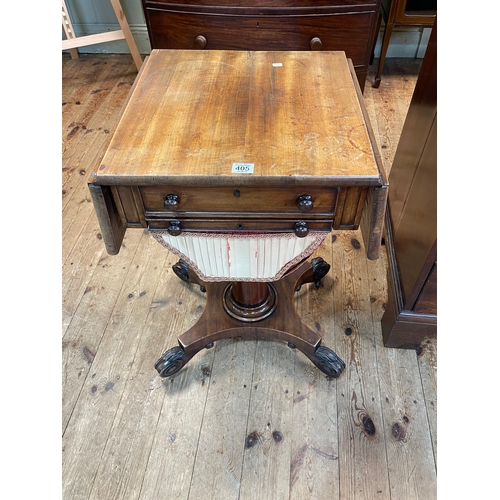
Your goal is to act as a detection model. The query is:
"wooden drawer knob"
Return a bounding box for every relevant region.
[310,37,323,51]
[195,35,207,49]
[298,195,313,212]
[164,194,179,210]
[295,221,309,238]
[168,220,182,236]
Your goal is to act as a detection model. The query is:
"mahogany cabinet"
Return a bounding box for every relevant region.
[141,0,382,91]
[381,20,436,348]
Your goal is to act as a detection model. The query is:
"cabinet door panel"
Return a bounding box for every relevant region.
[412,261,436,315]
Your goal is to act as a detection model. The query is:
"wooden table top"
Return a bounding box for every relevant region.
[94,49,381,187]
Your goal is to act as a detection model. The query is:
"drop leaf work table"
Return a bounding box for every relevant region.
[88,49,388,379]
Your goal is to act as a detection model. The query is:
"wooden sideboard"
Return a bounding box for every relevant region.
[381,20,436,348]
[141,0,382,92]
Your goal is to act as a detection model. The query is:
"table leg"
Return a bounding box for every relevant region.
[294,256,331,291]
[172,259,207,292]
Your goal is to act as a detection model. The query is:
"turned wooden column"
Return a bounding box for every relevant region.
[232,282,268,306]
[223,281,277,322]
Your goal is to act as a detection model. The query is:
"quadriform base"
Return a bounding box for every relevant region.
[154,256,345,378]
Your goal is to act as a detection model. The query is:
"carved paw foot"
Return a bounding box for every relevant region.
[310,345,345,378]
[295,256,331,291]
[172,260,206,292]
[154,346,187,377]
[310,257,331,289]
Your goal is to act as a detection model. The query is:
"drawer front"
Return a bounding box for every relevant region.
[111,185,367,231]
[144,1,378,8]
[140,185,338,217]
[146,217,333,233]
[146,10,373,65]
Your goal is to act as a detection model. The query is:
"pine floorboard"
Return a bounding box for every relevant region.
[62,53,436,500]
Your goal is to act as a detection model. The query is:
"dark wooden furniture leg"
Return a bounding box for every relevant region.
[172,259,207,293]
[373,17,394,88]
[155,258,345,378]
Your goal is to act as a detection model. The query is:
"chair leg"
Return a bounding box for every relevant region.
[373,21,394,88]
[370,9,383,66]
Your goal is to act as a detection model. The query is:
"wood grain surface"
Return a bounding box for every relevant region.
[95,50,380,185]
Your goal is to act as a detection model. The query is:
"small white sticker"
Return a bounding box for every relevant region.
[272,62,283,67]
[232,163,254,174]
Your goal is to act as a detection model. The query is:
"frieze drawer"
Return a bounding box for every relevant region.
[139,185,339,217]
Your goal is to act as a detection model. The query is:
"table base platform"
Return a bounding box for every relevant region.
[155,257,346,378]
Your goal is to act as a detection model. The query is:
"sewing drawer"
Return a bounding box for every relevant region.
[146,217,334,233]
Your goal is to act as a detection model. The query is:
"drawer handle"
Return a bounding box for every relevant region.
[195,35,207,49]
[164,194,179,210]
[295,221,309,238]
[310,37,323,51]
[168,220,182,236]
[298,195,313,212]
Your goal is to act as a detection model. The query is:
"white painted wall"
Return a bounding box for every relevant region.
[63,0,431,58]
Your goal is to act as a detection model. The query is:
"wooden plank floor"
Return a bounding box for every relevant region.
[62,53,436,500]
